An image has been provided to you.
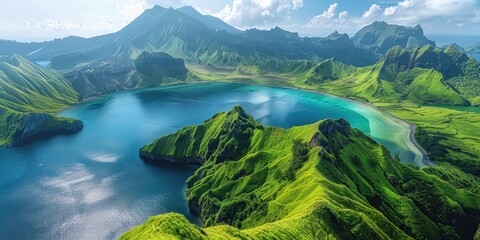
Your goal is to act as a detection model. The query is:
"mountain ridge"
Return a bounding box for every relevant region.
[123,106,480,239]
[0,55,83,146]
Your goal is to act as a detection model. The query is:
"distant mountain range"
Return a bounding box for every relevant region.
[0,6,439,69]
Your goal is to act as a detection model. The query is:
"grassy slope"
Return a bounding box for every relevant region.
[314,62,468,105]
[0,55,81,146]
[123,106,480,240]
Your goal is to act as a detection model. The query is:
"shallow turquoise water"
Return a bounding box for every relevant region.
[0,83,421,239]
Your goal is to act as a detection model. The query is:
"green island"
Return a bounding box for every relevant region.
[122,106,479,239]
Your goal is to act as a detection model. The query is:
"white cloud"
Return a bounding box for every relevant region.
[116,0,148,20]
[383,6,397,16]
[214,0,304,28]
[382,0,477,25]
[362,4,381,19]
[304,0,480,35]
[306,3,349,31]
[292,0,303,10]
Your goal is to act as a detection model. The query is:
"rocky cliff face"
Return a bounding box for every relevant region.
[11,113,83,146]
[64,52,191,98]
[352,21,436,54]
[65,57,134,98]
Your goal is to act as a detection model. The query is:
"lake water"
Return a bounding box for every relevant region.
[0,82,423,239]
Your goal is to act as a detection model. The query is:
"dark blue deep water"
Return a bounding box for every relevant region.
[0,83,421,239]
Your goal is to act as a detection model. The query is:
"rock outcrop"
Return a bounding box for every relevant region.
[352,21,436,54]
[11,113,83,146]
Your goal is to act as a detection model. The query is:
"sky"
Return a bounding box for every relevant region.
[0,0,479,42]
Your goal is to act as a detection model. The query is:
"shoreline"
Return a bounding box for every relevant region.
[57,79,431,167]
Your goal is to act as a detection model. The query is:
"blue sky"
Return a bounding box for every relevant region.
[0,0,479,42]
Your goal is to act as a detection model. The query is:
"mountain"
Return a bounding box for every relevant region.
[123,106,480,239]
[1,6,378,69]
[381,45,480,100]
[308,31,378,66]
[441,43,464,52]
[302,59,356,84]
[352,21,436,54]
[466,41,480,54]
[63,57,134,98]
[64,51,195,98]
[307,45,477,105]
[177,6,241,34]
[128,51,194,87]
[0,55,82,146]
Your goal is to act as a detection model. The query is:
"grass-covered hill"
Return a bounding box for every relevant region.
[299,46,476,106]
[0,55,82,146]
[381,45,480,100]
[64,51,197,98]
[123,106,480,240]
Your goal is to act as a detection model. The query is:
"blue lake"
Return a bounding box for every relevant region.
[0,83,423,239]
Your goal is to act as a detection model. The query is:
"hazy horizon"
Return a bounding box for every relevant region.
[1,1,479,43]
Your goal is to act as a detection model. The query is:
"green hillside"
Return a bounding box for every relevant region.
[0,55,82,146]
[123,106,480,240]
[311,47,471,105]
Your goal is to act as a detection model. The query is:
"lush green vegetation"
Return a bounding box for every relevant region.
[189,46,477,106]
[186,43,480,176]
[2,5,479,239]
[0,55,82,146]
[124,106,480,239]
[377,103,480,176]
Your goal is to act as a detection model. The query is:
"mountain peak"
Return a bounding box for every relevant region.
[8,54,28,67]
[326,31,349,40]
[178,6,199,14]
[227,105,248,117]
[371,21,388,27]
